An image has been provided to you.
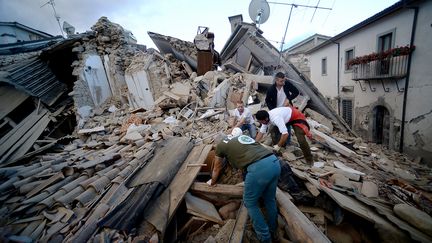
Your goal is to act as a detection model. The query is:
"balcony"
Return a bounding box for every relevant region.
[348,45,415,81]
[351,55,408,80]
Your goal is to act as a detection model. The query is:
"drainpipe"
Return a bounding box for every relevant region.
[331,40,341,115]
[399,6,418,153]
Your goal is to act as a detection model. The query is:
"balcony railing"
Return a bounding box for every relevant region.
[352,54,409,81]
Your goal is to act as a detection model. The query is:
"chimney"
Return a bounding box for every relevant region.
[228,15,243,34]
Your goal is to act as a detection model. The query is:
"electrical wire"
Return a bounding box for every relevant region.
[310,0,321,22]
[322,0,336,27]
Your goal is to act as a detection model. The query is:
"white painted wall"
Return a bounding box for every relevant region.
[402,1,432,160]
[309,1,432,163]
[82,54,112,106]
[309,44,339,98]
[0,26,46,44]
[124,70,155,110]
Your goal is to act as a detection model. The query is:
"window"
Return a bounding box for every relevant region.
[378,33,392,52]
[321,58,327,75]
[378,32,393,74]
[345,49,354,71]
[342,99,353,127]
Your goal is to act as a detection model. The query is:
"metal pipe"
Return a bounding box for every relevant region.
[331,40,341,115]
[277,4,296,66]
[399,6,418,153]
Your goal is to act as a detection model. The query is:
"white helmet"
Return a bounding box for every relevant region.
[231,127,243,137]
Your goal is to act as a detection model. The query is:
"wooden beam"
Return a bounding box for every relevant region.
[190,182,243,198]
[144,144,213,234]
[185,192,223,224]
[228,203,248,243]
[0,111,50,163]
[276,188,331,243]
[311,129,357,158]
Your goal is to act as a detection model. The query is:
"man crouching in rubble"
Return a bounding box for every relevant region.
[255,107,314,166]
[211,128,280,242]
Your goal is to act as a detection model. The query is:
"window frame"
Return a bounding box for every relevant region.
[344,47,355,72]
[321,57,327,76]
[376,28,396,53]
[341,99,353,128]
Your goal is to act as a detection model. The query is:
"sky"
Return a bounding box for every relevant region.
[0,0,400,52]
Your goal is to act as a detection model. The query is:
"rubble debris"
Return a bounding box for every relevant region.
[394,203,432,237]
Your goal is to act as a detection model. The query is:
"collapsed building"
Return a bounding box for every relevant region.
[0,15,431,243]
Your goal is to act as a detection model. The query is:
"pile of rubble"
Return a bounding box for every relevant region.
[0,17,431,243]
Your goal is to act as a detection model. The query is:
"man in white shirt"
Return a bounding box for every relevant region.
[264,72,300,145]
[255,107,313,166]
[232,101,257,138]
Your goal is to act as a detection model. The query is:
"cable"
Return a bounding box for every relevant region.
[310,0,321,22]
[322,0,336,27]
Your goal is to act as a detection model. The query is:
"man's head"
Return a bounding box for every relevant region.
[275,72,285,88]
[255,110,270,125]
[236,101,244,113]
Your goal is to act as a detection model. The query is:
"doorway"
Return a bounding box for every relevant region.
[372,105,390,146]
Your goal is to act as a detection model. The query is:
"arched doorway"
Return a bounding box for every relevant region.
[372,105,390,146]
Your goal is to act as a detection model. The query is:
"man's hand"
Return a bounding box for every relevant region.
[208,179,217,187]
[273,145,281,152]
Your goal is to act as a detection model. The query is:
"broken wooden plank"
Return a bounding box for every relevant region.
[144,144,212,233]
[0,112,50,163]
[178,216,208,237]
[333,161,365,176]
[190,182,243,198]
[77,126,105,134]
[276,188,331,243]
[318,182,411,242]
[311,129,357,158]
[7,115,51,162]
[0,110,45,150]
[304,182,320,197]
[185,192,223,224]
[163,91,181,101]
[298,205,333,222]
[228,203,248,243]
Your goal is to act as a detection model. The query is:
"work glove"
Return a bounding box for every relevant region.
[273,145,281,152]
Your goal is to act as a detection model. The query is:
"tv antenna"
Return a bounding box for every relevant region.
[41,0,64,37]
[248,0,270,29]
[266,1,332,65]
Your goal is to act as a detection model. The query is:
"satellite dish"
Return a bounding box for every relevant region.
[248,0,270,26]
[62,21,75,36]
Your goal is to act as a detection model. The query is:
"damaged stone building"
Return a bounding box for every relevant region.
[282,33,330,80]
[307,0,432,164]
[0,1,431,243]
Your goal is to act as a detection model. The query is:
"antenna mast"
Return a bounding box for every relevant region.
[41,0,64,37]
[267,1,332,65]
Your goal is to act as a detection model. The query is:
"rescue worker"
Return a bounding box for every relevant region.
[232,101,257,138]
[211,128,280,242]
[255,107,314,166]
[265,72,300,145]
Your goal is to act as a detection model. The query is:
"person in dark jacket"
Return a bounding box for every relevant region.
[265,72,299,145]
[265,72,299,110]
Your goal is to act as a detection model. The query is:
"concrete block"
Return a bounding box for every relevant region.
[360,181,378,197]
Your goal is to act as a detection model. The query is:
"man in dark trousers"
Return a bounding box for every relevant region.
[211,132,280,242]
[265,72,299,144]
[255,107,314,166]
